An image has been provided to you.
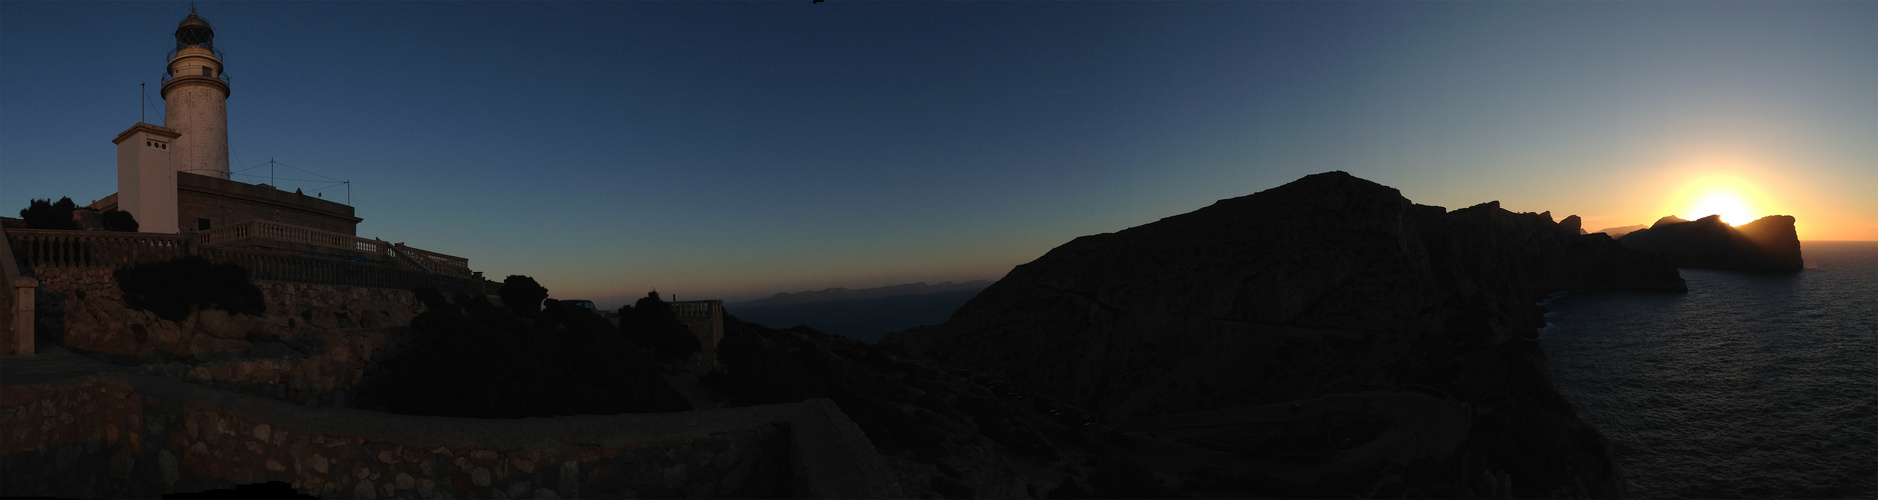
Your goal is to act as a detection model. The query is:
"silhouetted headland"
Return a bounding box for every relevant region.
[878,170,1685,497]
[1618,214,1805,272]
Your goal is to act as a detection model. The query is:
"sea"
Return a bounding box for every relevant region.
[1537,241,1878,498]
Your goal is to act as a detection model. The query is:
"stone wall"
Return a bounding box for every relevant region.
[33,266,422,361]
[1,352,898,498]
[178,172,361,236]
[139,325,397,408]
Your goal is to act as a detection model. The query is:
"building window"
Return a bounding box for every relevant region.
[201,67,212,76]
[198,218,212,230]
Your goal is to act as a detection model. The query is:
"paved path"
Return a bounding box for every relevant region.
[0,346,129,387]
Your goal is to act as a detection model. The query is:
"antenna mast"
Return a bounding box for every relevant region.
[140,83,145,123]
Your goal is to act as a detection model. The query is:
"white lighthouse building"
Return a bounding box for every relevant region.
[99,10,361,236]
[160,10,232,180]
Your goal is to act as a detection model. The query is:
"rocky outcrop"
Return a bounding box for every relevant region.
[885,171,1684,497]
[1561,214,1586,235]
[1618,214,1803,272]
[1596,224,1648,239]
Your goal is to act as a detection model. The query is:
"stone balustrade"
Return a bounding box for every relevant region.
[394,244,469,273]
[199,246,480,296]
[669,300,720,320]
[5,229,194,269]
[199,220,384,257]
[0,226,32,354]
[2,228,481,302]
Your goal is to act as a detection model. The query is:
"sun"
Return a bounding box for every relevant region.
[1685,189,1756,226]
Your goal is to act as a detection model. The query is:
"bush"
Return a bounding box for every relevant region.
[115,256,265,321]
[357,286,692,418]
[101,209,139,232]
[19,197,79,230]
[498,275,549,317]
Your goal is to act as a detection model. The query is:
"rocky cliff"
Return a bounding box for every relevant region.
[1618,214,1804,272]
[884,171,1685,497]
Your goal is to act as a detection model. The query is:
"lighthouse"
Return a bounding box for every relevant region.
[160,9,231,180]
[103,9,361,236]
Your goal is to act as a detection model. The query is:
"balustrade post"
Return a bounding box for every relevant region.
[11,277,36,355]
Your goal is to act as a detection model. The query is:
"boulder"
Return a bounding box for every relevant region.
[1560,214,1585,235]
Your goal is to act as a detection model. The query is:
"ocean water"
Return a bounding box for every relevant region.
[1538,241,1878,499]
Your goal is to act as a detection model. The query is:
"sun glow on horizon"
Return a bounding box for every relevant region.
[1659,166,1778,228]
[1687,190,1756,226]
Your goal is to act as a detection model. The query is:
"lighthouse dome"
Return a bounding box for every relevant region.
[174,12,215,49]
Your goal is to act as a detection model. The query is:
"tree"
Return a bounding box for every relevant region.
[115,256,266,321]
[19,197,79,230]
[498,275,549,317]
[101,209,139,232]
[620,291,701,361]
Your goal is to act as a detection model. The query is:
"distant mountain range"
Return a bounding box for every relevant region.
[1594,224,1648,239]
[726,280,994,342]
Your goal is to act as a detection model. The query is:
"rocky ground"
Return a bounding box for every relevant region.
[13,171,1698,498]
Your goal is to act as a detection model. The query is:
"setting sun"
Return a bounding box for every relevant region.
[1662,172,1776,228]
[1688,190,1756,226]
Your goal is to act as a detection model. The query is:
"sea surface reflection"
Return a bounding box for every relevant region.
[1538,242,1878,498]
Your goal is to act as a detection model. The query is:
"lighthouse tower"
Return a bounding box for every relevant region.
[160,9,231,180]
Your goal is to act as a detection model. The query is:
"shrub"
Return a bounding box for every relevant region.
[101,209,139,232]
[619,291,701,361]
[498,275,549,317]
[358,286,692,418]
[115,256,265,321]
[19,197,79,230]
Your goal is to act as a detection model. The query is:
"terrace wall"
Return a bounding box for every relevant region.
[0,352,898,498]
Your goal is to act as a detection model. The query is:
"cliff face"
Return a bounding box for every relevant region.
[886,171,1685,497]
[1618,214,1803,272]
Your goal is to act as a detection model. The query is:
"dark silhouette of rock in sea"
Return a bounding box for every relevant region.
[875,171,1685,497]
[1618,214,1804,273]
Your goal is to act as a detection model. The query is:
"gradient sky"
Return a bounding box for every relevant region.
[3,1,1874,307]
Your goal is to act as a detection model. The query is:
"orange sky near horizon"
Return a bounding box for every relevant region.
[1607,153,1875,241]
[1408,147,1878,243]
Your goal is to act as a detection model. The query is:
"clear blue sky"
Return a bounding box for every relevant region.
[3,1,1874,307]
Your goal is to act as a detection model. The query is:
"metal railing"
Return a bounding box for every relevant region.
[160,70,231,87]
[165,45,227,65]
